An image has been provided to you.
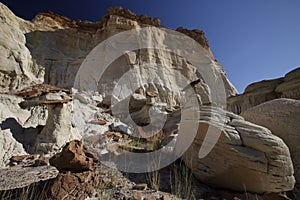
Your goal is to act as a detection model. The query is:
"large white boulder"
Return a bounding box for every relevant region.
[182,106,295,193]
[242,98,300,187]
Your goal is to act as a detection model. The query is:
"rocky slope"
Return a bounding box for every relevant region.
[0,2,299,200]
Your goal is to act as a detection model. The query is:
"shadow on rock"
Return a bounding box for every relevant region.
[0,117,43,153]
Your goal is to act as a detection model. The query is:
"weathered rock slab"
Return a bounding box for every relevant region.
[242,98,300,186]
[182,106,295,193]
[0,166,58,190]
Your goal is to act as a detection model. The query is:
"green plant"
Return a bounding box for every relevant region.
[96,169,120,200]
[147,170,160,191]
[170,161,195,200]
[0,182,49,200]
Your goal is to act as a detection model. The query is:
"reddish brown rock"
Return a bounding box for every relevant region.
[162,194,170,200]
[176,27,210,51]
[9,154,37,164]
[263,192,291,200]
[146,91,158,97]
[47,171,99,200]
[132,183,148,190]
[33,156,50,167]
[49,140,97,172]
[90,119,107,125]
[10,84,70,98]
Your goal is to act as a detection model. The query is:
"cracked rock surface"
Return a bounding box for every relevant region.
[182,106,295,193]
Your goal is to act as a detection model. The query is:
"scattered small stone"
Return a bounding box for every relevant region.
[164,106,173,113]
[133,191,143,200]
[109,123,132,134]
[123,134,129,140]
[132,183,148,190]
[146,91,157,97]
[113,132,123,141]
[113,135,121,141]
[146,195,156,200]
[90,119,107,125]
[9,154,38,166]
[105,131,124,141]
[32,157,49,167]
[105,131,115,136]
[162,194,170,200]
[10,154,37,163]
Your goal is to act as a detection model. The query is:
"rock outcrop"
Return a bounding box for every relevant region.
[0,3,43,93]
[0,2,298,197]
[47,171,99,200]
[17,84,81,153]
[49,140,97,172]
[242,98,300,187]
[0,165,58,190]
[228,67,300,114]
[0,93,46,166]
[46,140,99,200]
[182,106,295,193]
[24,5,237,103]
[0,83,80,166]
[0,129,27,167]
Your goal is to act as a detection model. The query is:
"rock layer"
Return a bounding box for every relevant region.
[25,6,237,104]
[228,67,300,114]
[182,106,295,193]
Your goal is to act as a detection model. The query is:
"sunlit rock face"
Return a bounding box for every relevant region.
[0,2,297,195]
[227,67,300,114]
[242,98,300,188]
[24,6,237,100]
[182,106,295,194]
[0,3,43,93]
[0,2,236,166]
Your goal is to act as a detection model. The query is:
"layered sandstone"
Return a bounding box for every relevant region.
[228,67,300,114]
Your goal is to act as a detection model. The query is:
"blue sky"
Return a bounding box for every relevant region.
[1,0,300,93]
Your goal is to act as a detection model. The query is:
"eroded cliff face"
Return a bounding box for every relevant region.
[0,2,298,196]
[0,3,43,93]
[25,6,237,102]
[0,1,236,166]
